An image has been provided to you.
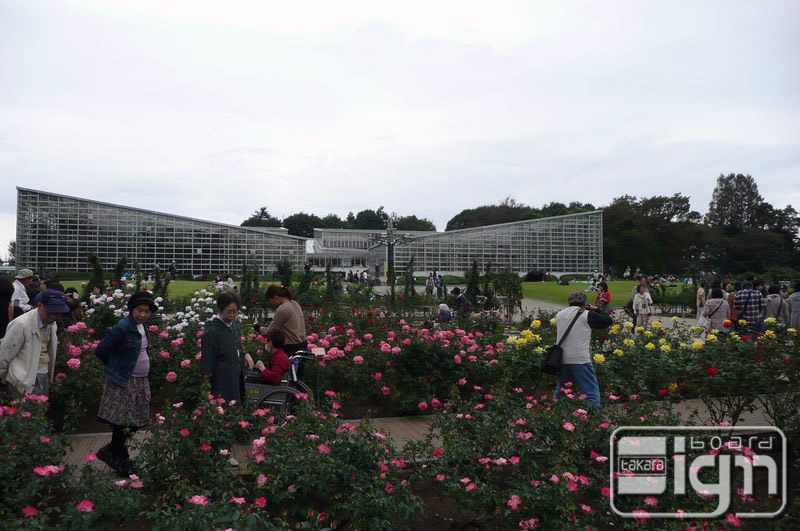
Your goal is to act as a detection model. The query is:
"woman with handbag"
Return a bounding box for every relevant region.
[702,288,730,332]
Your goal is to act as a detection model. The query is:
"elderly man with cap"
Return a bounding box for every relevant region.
[11,268,35,313]
[0,289,69,396]
[553,291,613,406]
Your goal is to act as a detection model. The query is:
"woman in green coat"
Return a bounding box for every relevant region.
[200,291,254,405]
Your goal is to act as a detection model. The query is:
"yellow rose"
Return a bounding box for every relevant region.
[679,342,687,349]
[730,334,740,341]
[531,334,542,343]
[690,326,703,334]
[507,336,518,344]
[645,342,655,350]
[644,331,654,338]
[692,340,704,350]
[651,321,662,329]
[624,321,634,328]
[788,328,797,336]
[658,338,667,345]
[660,344,671,352]
[516,338,528,347]
[671,316,679,322]
[613,349,624,357]
[550,318,556,325]
[738,319,747,327]
[764,317,776,325]
[534,346,544,354]
[624,339,635,347]
[531,319,541,329]
[668,382,678,392]
[706,334,717,342]
[764,330,776,338]
[635,326,645,334]
[593,353,606,364]
[609,324,621,335]
[521,329,533,339]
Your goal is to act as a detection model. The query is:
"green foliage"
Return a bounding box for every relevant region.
[275,259,293,288]
[401,256,416,299]
[446,197,596,231]
[394,214,436,231]
[324,263,340,302]
[240,207,282,227]
[297,262,313,295]
[465,260,481,306]
[112,256,127,282]
[83,250,104,300]
[282,212,322,238]
[249,401,423,528]
[492,271,523,318]
[239,258,260,306]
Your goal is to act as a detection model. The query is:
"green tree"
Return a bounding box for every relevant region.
[275,259,293,288]
[402,257,416,299]
[705,174,768,230]
[318,213,345,229]
[492,271,523,319]
[241,207,282,227]
[297,262,313,295]
[7,240,15,264]
[113,256,127,282]
[85,250,104,298]
[465,260,481,306]
[395,215,436,231]
[353,207,387,229]
[283,212,323,238]
[324,263,340,301]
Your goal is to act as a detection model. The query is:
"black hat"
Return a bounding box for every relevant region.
[127,291,157,312]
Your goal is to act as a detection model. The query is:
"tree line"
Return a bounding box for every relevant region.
[245,173,799,277]
[240,206,436,238]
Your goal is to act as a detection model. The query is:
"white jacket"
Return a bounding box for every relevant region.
[0,309,58,394]
[12,279,32,312]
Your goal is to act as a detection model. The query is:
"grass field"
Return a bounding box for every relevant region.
[61,280,223,299]
[522,280,638,305]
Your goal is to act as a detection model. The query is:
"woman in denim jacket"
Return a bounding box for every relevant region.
[94,291,157,477]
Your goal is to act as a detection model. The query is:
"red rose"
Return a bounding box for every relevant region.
[707,367,718,376]
[658,389,668,396]
[741,335,750,341]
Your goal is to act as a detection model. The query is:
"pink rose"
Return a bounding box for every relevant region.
[179,428,190,437]
[75,499,94,512]
[66,358,80,370]
[54,372,66,383]
[159,351,170,360]
[166,372,177,382]
[507,495,522,512]
[254,496,267,508]
[353,356,363,365]
[563,421,575,432]
[188,495,208,506]
[418,402,428,411]
[381,386,391,395]
[181,359,191,369]
[22,506,38,517]
[317,444,331,454]
[84,453,97,463]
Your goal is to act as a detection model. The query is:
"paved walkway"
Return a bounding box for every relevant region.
[66,398,769,476]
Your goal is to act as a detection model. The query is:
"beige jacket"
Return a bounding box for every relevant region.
[0,309,58,394]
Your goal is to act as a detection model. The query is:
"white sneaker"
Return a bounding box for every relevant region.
[227,457,240,467]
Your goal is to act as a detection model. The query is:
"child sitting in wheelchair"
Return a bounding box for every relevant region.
[254,329,291,385]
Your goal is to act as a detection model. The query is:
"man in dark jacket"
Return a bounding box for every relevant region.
[200,291,254,405]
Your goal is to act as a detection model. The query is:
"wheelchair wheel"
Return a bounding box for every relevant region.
[256,385,310,419]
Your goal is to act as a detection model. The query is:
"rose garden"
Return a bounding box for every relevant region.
[2,279,799,530]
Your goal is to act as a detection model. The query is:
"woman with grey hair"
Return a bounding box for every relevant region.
[553,292,613,406]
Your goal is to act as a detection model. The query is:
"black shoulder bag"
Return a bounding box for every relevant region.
[541,309,584,374]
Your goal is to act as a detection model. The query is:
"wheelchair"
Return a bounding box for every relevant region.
[244,351,316,417]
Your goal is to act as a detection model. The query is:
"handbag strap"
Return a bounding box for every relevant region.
[557,308,584,347]
[708,300,723,319]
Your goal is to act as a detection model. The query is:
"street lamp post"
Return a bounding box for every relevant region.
[373,214,413,302]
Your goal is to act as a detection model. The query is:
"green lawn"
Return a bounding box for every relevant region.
[522,280,638,305]
[61,280,230,299]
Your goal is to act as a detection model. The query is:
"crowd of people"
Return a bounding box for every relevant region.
[0,268,305,477]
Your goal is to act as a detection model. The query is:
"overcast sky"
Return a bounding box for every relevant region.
[1,0,799,260]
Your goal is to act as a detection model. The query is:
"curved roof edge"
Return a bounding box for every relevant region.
[16,186,307,242]
[407,209,603,241]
